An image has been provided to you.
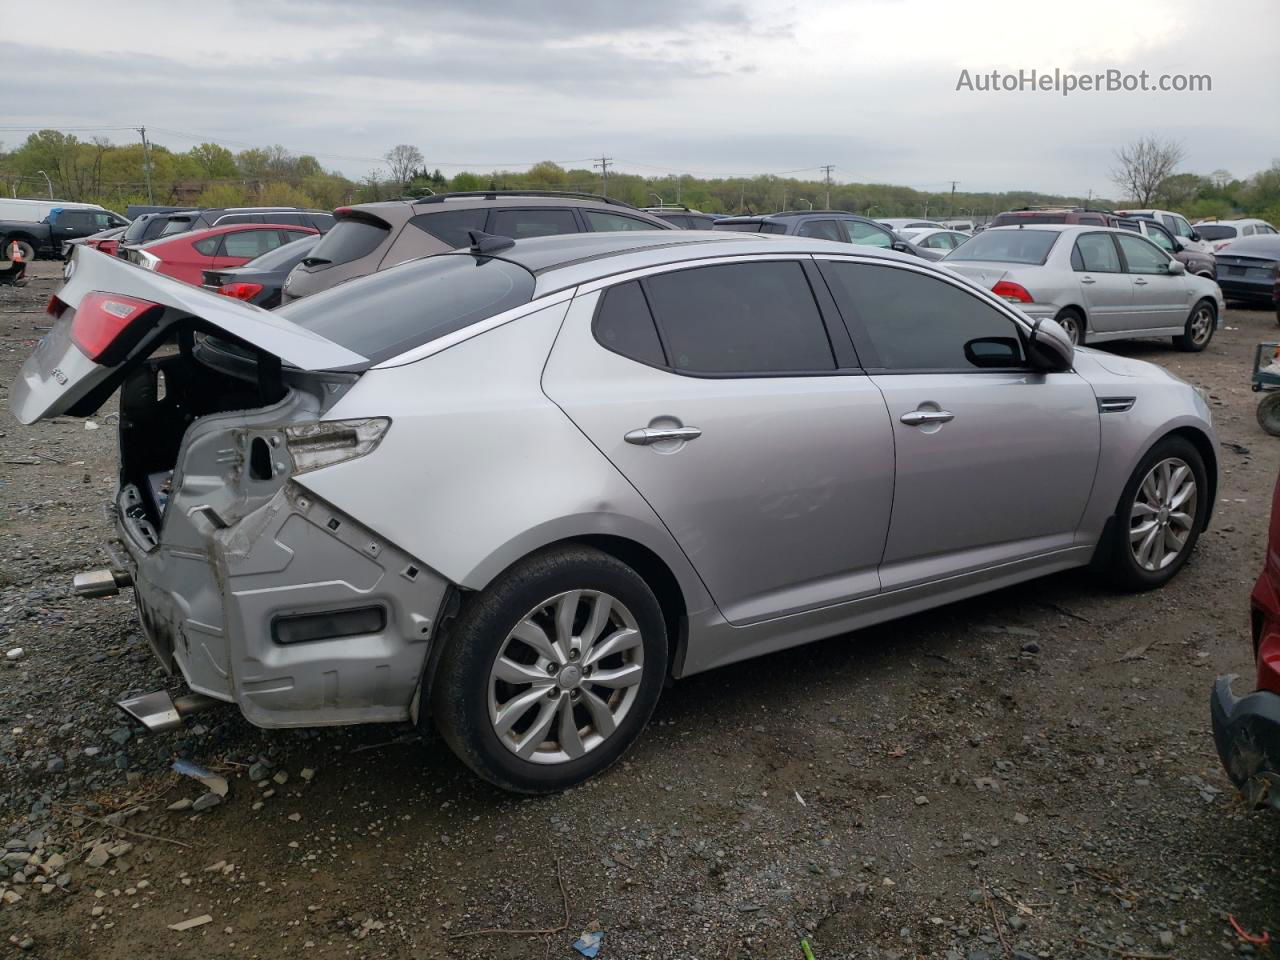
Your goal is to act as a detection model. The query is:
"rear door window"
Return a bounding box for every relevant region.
[303,217,390,270]
[641,261,835,374]
[308,213,335,232]
[272,214,307,226]
[488,208,580,239]
[583,210,659,232]
[1072,233,1122,272]
[410,208,488,248]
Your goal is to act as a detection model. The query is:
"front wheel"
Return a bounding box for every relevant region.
[430,545,667,793]
[1099,436,1208,591]
[1258,393,1280,437]
[1174,300,1216,352]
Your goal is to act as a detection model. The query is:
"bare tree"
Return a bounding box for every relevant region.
[384,144,424,191]
[1111,136,1185,206]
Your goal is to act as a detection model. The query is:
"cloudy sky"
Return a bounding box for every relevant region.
[6,0,1277,196]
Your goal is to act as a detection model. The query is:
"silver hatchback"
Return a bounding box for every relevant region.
[14,234,1217,792]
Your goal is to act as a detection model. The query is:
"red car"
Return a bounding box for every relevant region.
[127,223,318,286]
[1213,470,1280,810]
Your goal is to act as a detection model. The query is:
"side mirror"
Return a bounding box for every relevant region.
[1026,317,1074,372]
[1189,230,1201,242]
[891,241,910,253]
[1167,259,1186,275]
[1172,237,1187,251]
[964,336,1022,368]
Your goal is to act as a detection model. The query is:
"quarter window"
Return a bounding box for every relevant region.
[1072,233,1122,273]
[410,209,488,248]
[643,261,836,374]
[797,219,843,241]
[592,281,665,366]
[220,230,285,259]
[1115,233,1171,274]
[583,210,657,232]
[192,235,221,255]
[488,208,580,239]
[821,262,1025,371]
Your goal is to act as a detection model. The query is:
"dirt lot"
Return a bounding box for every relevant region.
[0,260,1278,960]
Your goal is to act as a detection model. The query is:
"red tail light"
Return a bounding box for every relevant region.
[992,280,1034,303]
[216,282,265,302]
[70,291,162,364]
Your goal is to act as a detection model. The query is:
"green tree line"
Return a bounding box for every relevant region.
[2,130,1277,225]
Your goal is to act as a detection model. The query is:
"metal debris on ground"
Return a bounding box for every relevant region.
[171,759,228,797]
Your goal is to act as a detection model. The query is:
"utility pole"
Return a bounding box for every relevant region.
[949,180,958,216]
[137,126,155,205]
[820,164,834,208]
[593,156,612,197]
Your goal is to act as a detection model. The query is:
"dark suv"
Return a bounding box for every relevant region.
[641,206,722,229]
[281,192,673,303]
[711,211,942,260]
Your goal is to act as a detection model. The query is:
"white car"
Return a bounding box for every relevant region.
[878,217,946,232]
[1114,209,1210,253]
[898,228,972,253]
[943,224,1224,349]
[1194,218,1279,252]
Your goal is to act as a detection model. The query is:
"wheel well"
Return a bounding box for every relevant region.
[1055,304,1086,329]
[1166,425,1219,519]
[574,534,689,677]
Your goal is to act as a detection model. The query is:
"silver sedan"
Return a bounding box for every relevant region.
[942,223,1224,349]
[14,232,1217,792]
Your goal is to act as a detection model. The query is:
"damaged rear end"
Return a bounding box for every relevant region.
[12,248,451,730]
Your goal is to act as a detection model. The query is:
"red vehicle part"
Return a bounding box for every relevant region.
[131,224,317,286]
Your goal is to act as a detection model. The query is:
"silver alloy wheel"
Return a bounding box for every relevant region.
[1188,304,1214,345]
[1056,313,1081,345]
[488,590,644,765]
[1129,457,1197,571]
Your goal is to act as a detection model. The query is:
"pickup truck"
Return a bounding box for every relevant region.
[0,207,130,261]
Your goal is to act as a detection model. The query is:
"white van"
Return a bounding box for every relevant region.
[0,198,107,224]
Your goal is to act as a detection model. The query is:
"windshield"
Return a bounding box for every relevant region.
[277,252,535,364]
[242,234,320,270]
[1195,224,1236,240]
[944,229,1058,264]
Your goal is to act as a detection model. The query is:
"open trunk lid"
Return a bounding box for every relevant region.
[10,247,367,424]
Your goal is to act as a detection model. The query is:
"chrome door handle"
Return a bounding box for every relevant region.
[625,426,702,445]
[1134,278,1148,285]
[1080,277,1096,284]
[900,410,955,426]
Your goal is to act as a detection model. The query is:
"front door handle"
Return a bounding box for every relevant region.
[625,425,702,445]
[900,410,955,426]
[1134,278,1149,285]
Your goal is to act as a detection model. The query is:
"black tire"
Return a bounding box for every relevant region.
[4,239,36,263]
[1098,435,1209,591]
[1054,307,1085,346]
[1258,393,1280,437]
[1174,299,1216,352]
[430,545,667,794]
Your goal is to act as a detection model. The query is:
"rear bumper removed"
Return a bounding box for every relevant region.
[106,481,450,729]
[1211,675,1280,810]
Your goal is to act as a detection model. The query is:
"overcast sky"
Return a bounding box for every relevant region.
[6,0,1277,196]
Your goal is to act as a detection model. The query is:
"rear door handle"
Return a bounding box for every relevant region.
[1080,277,1097,284]
[900,410,955,426]
[625,426,702,445]
[1134,278,1149,285]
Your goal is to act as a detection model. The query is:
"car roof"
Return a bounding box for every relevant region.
[141,222,317,247]
[981,223,1124,236]
[449,229,925,294]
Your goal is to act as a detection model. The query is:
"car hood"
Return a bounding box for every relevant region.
[1072,346,1183,383]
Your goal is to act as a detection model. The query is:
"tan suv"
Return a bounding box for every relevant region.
[281,192,674,303]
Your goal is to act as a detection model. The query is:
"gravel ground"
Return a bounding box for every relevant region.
[0,260,1278,959]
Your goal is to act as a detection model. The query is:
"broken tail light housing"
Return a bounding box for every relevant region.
[70,291,164,364]
[284,418,391,474]
[992,280,1034,303]
[216,282,265,302]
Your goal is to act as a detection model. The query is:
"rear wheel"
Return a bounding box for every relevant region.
[430,545,667,793]
[1054,307,1085,346]
[1258,393,1280,437]
[1099,436,1208,591]
[1174,299,1215,352]
[4,239,35,263]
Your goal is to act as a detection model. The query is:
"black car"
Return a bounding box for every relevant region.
[119,207,336,259]
[116,211,190,256]
[124,204,195,220]
[711,211,942,260]
[201,233,321,309]
[1214,235,1280,310]
[0,207,129,260]
[641,206,722,229]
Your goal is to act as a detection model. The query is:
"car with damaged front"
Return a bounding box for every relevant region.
[13,233,1218,794]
